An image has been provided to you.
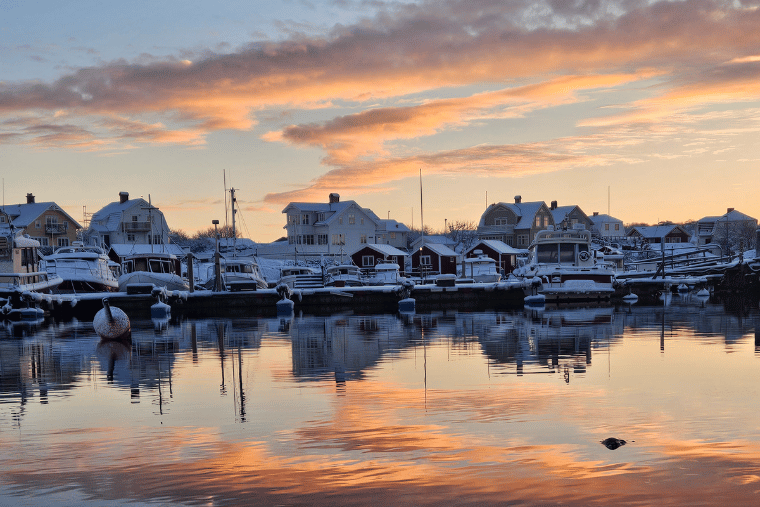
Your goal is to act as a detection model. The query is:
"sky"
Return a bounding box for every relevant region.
[2,0,760,242]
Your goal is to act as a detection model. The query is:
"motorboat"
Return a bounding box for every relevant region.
[118,251,189,292]
[461,251,502,283]
[365,261,407,286]
[0,217,62,295]
[196,256,269,290]
[512,224,615,303]
[324,263,364,287]
[44,242,119,292]
[278,266,324,289]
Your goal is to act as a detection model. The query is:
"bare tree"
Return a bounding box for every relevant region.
[447,220,478,252]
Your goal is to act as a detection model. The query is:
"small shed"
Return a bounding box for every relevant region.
[350,244,408,274]
[411,243,458,276]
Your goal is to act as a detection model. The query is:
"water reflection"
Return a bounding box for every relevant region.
[1,300,760,506]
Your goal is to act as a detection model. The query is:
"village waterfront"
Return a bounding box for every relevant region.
[2,296,760,506]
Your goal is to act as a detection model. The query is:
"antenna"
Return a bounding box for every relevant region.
[608,186,610,215]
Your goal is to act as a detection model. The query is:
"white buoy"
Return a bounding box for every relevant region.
[93,298,131,340]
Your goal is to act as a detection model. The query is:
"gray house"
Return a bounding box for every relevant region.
[86,191,171,249]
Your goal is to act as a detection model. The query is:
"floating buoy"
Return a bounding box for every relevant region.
[151,301,171,319]
[276,298,295,315]
[93,298,131,340]
[524,294,546,307]
[622,293,638,303]
[398,298,416,313]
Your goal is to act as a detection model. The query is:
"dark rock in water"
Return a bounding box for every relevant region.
[601,437,627,450]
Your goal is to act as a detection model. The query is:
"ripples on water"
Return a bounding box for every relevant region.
[2,295,760,506]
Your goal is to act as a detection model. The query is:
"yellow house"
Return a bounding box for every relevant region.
[0,193,82,252]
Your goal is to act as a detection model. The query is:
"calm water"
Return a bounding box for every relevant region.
[2,294,760,506]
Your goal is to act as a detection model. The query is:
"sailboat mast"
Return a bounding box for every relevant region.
[419,168,424,249]
[230,187,237,258]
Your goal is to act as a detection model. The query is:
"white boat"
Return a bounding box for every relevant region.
[461,251,502,283]
[44,242,119,292]
[513,224,615,303]
[366,261,407,285]
[278,266,324,289]
[118,252,189,292]
[0,217,62,295]
[197,256,268,290]
[324,263,364,287]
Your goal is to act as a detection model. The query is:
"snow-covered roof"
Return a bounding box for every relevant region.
[90,197,152,233]
[467,240,527,256]
[716,209,756,223]
[378,219,410,233]
[589,213,623,225]
[420,243,458,257]
[351,243,408,257]
[0,202,82,229]
[628,225,689,239]
[109,243,186,258]
[549,205,578,225]
[479,200,546,229]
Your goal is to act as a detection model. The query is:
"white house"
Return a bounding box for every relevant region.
[277,193,410,260]
[589,212,625,241]
[86,191,171,249]
[696,208,757,249]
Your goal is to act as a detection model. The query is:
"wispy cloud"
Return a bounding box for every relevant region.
[2,0,760,200]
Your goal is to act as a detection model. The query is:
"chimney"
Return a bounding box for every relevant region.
[550,200,557,210]
[593,211,599,216]
[329,193,340,204]
[727,207,734,214]
[514,195,521,204]
[119,191,129,204]
[26,193,35,204]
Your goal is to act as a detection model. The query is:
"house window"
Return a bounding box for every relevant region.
[317,234,328,245]
[332,234,345,245]
[362,256,375,267]
[494,218,508,226]
[390,232,396,239]
[605,224,610,231]
[288,235,295,244]
[420,255,432,266]
[288,214,298,224]
[57,237,69,247]
[132,215,138,222]
[360,235,367,244]
[317,213,325,222]
[301,214,310,225]
[151,234,162,244]
[127,233,135,242]
[37,237,49,246]
[304,235,314,245]
[614,224,620,231]
[36,221,41,229]
[360,218,364,225]
[348,214,355,225]
[339,217,343,225]
[535,216,541,227]
[518,235,528,246]
[0,215,5,223]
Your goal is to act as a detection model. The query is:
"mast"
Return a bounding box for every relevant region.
[230,187,237,258]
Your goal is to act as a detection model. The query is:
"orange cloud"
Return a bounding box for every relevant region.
[1,0,760,154]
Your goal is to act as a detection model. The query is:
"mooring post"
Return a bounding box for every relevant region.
[187,252,194,293]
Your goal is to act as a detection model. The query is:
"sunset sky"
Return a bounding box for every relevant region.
[2,0,760,241]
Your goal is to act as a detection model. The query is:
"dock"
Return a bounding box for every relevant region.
[19,279,529,320]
